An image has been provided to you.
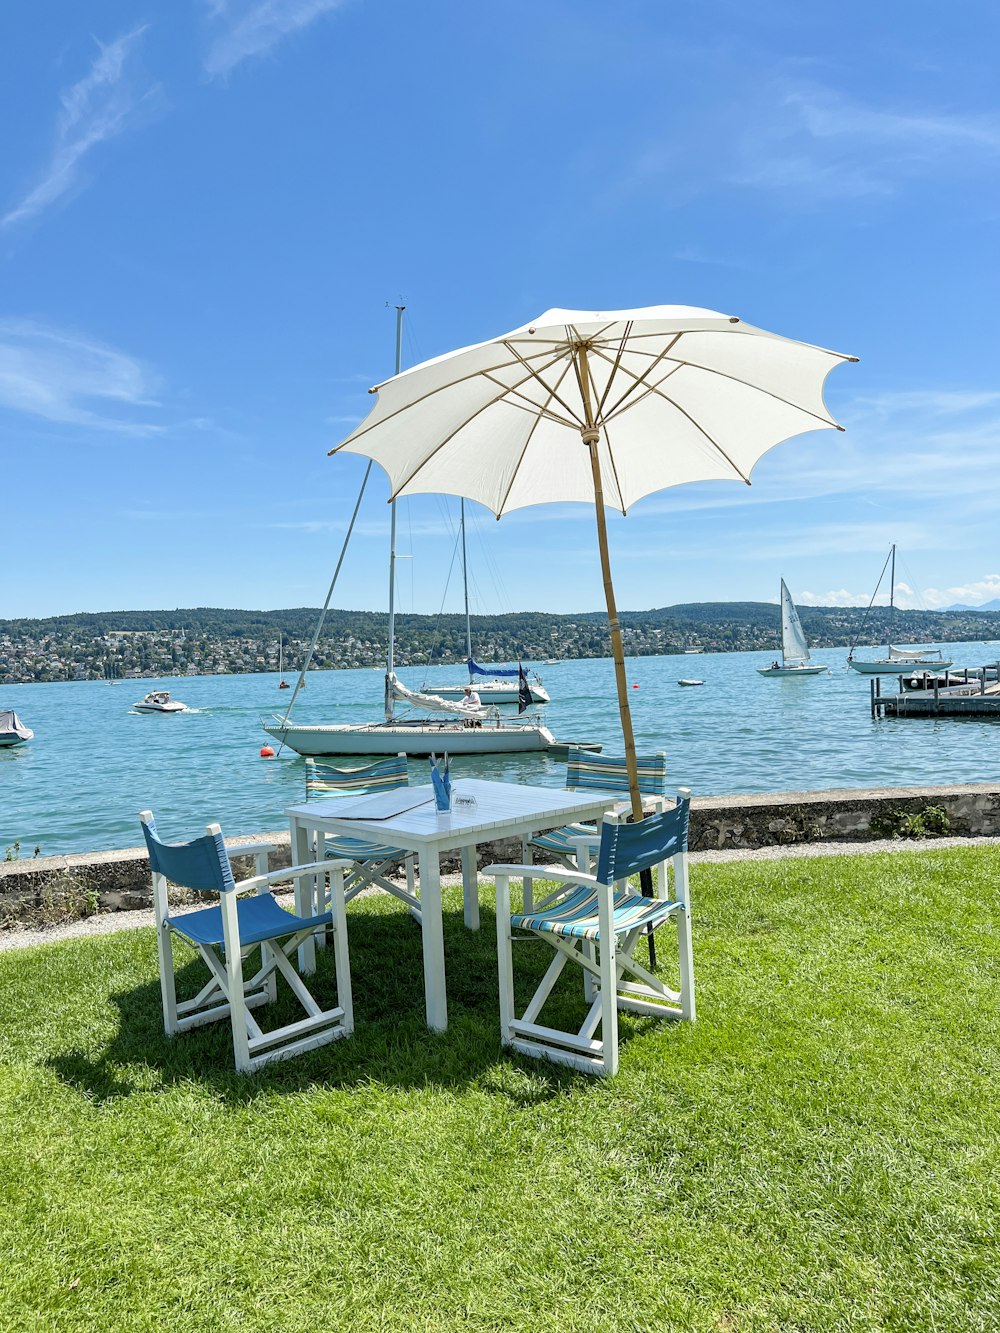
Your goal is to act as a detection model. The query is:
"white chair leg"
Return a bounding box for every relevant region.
[597,884,619,1076]
[674,851,696,1022]
[220,891,252,1073]
[495,874,515,1046]
[152,870,180,1036]
[520,840,534,913]
[329,866,354,1036]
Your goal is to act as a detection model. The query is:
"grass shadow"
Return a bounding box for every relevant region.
[45,901,625,1105]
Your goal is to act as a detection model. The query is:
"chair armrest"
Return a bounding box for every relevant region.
[233,858,355,893]
[483,863,599,889]
[227,841,280,859]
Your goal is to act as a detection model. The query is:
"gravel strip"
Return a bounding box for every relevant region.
[1,838,996,954]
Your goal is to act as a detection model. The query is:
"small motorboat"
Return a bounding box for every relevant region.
[134,691,188,714]
[678,679,705,687]
[0,710,33,746]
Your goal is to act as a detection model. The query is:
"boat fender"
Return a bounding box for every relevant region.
[260,745,275,758]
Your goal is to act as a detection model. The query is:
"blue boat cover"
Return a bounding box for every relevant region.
[467,657,521,678]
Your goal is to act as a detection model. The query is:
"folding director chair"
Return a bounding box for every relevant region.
[304,755,420,922]
[140,810,353,1073]
[486,789,694,1077]
[529,749,668,871]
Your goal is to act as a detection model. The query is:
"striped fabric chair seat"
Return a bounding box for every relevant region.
[304,755,420,922]
[513,885,680,940]
[528,750,668,872]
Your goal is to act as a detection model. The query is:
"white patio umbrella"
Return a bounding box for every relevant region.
[331,305,856,820]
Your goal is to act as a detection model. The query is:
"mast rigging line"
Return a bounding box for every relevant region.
[847,544,895,664]
[274,459,375,756]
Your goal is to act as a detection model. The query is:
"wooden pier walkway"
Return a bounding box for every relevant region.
[871,664,1000,717]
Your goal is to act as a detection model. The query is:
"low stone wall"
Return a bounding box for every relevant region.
[2,784,998,928]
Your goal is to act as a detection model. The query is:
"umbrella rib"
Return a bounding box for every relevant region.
[591,335,685,420]
[331,345,570,453]
[594,334,844,431]
[593,321,633,421]
[501,341,584,428]
[384,348,573,498]
[495,357,579,517]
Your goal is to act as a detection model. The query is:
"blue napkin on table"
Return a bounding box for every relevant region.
[429,753,451,811]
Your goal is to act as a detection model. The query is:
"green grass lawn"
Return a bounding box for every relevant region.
[1,846,998,1332]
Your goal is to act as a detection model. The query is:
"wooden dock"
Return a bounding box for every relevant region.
[871,664,1000,717]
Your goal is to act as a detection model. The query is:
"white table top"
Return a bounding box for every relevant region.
[285,777,618,848]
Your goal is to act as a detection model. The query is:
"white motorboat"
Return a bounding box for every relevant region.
[0,710,33,747]
[419,499,550,706]
[678,679,705,687]
[757,579,828,677]
[848,545,953,674]
[134,691,188,714]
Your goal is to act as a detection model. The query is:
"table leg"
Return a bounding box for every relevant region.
[291,818,316,974]
[418,847,448,1032]
[461,844,479,931]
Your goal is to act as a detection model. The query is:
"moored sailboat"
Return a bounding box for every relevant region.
[757,579,827,677]
[420,499,549,706]
[848,545,954,674]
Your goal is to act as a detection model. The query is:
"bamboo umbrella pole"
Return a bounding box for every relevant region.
[577,345,645,825]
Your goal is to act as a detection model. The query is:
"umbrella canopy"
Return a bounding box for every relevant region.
[332,305,856,817]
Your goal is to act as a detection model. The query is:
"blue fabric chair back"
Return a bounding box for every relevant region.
[595,797,690,887]
[305,754,408,801]
[140,815,235,894]
[566,749,667,798]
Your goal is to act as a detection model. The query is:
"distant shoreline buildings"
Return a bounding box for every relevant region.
[3,604,999,685]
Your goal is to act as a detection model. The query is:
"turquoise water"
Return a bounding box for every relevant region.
[3,641,1000,856]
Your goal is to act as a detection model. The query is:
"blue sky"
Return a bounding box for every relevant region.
[3,1,1000,619]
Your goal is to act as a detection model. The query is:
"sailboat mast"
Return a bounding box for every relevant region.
[889,543,896,613]
[385,304,405,722]
[460,497,472,671]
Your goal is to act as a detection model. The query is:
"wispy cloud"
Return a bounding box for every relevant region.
[731,82,1000,202]
[0,319,162,434]
[203,0,348,78]
[3,27,153,230]
[613,76,1000,211]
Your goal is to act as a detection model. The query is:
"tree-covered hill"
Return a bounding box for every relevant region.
[3,603,1000,684]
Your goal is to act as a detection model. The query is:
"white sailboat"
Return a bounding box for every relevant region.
[420,499,549,706]
[848,544,953,674]
[262,308,596,759]
[757,579,828,677]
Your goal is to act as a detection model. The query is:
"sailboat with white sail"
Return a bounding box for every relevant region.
[757,579,827,677]
[262,308,597,759]
[848,544,954,674]
[420,499,549,706]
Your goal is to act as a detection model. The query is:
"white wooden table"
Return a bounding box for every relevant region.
[285,777,618,1032]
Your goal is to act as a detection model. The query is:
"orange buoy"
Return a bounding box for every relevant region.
[260,745,275,758]
[632,683,639,689]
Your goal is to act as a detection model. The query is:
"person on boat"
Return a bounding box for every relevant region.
[461,684,483,727]
[770,660,780,671]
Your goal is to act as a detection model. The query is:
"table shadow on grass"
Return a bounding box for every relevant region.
[44,904,674,1104]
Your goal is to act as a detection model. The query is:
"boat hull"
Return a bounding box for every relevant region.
[0,733,32,747]
[757,665,828,677]
[262,719,598,757]
[134,702,188,713]
[848,659,954,675]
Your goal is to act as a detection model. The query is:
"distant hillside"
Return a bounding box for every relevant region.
[3,602,1000,685]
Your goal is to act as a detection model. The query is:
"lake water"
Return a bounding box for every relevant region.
[3,641,1000,856]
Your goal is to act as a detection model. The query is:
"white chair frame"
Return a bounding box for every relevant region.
[487,791,695,1076]
[142,812,355,1074]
